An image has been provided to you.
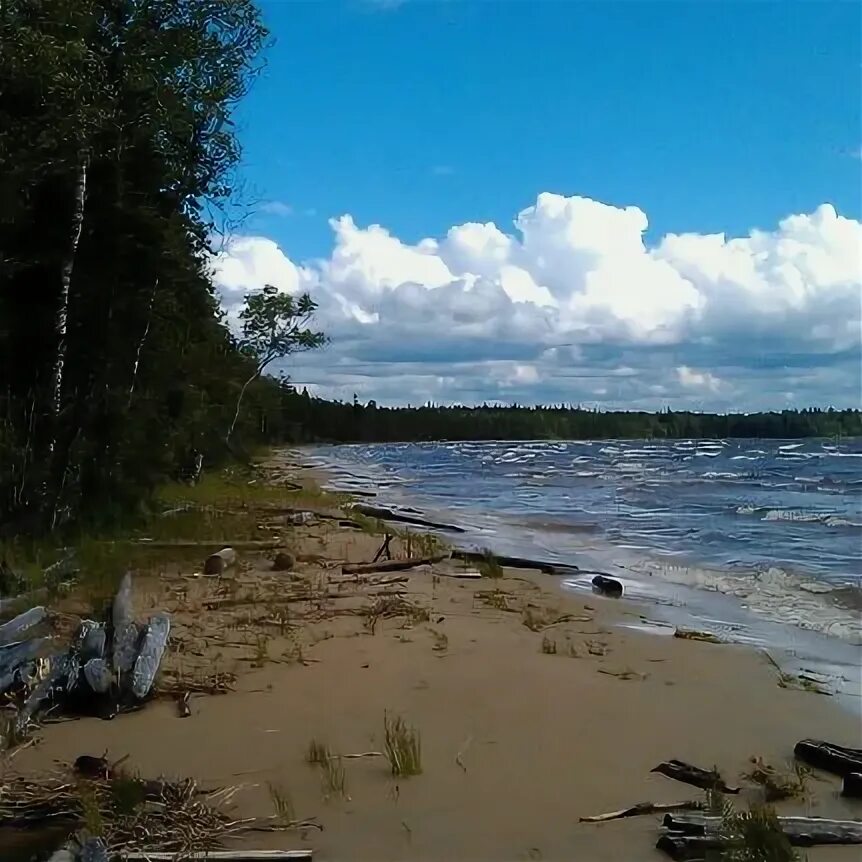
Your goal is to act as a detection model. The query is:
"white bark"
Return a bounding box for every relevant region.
[50,153,89,430]
[127,277,158,407]
[225,355,273,444]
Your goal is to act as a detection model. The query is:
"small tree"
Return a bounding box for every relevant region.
[226,285,325,445]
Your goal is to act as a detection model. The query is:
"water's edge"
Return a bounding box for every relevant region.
[303,444,862,714]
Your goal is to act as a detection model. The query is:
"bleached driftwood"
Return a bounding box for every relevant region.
[580,800,702,822]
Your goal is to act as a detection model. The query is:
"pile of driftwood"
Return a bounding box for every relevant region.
[2,757,315,860]
[580,744,862,860]
[0,572,169,736]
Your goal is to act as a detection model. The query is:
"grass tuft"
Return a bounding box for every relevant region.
[541,635,557,655]
[477,548,503,579]
[267,782,295,825]
[320,753,348,800]
[384,712,422,777]
[306,738,329,766]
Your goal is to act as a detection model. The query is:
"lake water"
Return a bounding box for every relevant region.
[308,438,862,699]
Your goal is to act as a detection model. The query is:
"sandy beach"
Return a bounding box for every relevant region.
[8,450,862,861]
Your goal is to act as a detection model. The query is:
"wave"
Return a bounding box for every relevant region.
[736,506,861,529]
[630,560,862,644]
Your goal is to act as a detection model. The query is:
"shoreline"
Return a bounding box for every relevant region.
[5,449,862,861]
[304,445,862,711]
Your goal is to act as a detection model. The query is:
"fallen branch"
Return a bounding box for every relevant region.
[580,800,703,823]
[452,549,578,575]
[651,760,739,794]
[351,504,466,533]
[342,555,446,575]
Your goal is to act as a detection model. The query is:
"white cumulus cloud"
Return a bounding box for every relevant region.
[676,366,722,393]
[210,192,862,409]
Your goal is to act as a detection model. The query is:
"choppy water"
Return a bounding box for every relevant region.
[308,438,862,700]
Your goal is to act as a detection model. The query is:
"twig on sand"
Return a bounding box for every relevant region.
[337,751,384,759]
[455,736,473,774]
[580,800,703,823]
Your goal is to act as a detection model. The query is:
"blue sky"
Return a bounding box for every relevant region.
[213,0,862,409]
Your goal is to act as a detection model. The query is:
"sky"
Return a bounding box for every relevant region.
[212,0,862,411]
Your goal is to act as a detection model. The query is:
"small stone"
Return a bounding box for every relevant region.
[272,551,296,572]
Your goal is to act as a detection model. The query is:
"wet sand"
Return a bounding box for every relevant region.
[9,451,862,861]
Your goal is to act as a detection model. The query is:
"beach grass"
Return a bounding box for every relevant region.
[306,738,329,766]
[384,712,422,777]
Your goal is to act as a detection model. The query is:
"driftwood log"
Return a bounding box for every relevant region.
[651,760,739,793]
[580,800,702,822]
[843,772,862,798]
[342,554,447,575]
[664,813,862,845]
[451,549,578,575]
[794,739,862,777]
[204,547,237,576]
[592,574,623,597]
[656,834,724,860]
[350,504,466,533]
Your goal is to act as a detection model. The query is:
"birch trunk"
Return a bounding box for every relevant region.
[127,278,158,407]
[225,360,268,445]
[49,153,89,434]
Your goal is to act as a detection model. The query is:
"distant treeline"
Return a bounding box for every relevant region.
[277,391,862,443]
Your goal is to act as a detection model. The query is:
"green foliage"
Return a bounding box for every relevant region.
[0,0,319,537]
[240,287,326,365]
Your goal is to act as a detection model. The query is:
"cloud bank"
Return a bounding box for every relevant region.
[211,193,862,409]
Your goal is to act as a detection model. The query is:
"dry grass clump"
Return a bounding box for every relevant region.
[0,773,300,853]
[742,756,809,801]
[384,712,422,777]
[157,668,237,697]
[362,595,429,634]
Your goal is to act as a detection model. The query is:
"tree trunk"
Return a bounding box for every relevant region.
[127,277,158,407]
[226,365,262,445]
[50,153,89,434]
